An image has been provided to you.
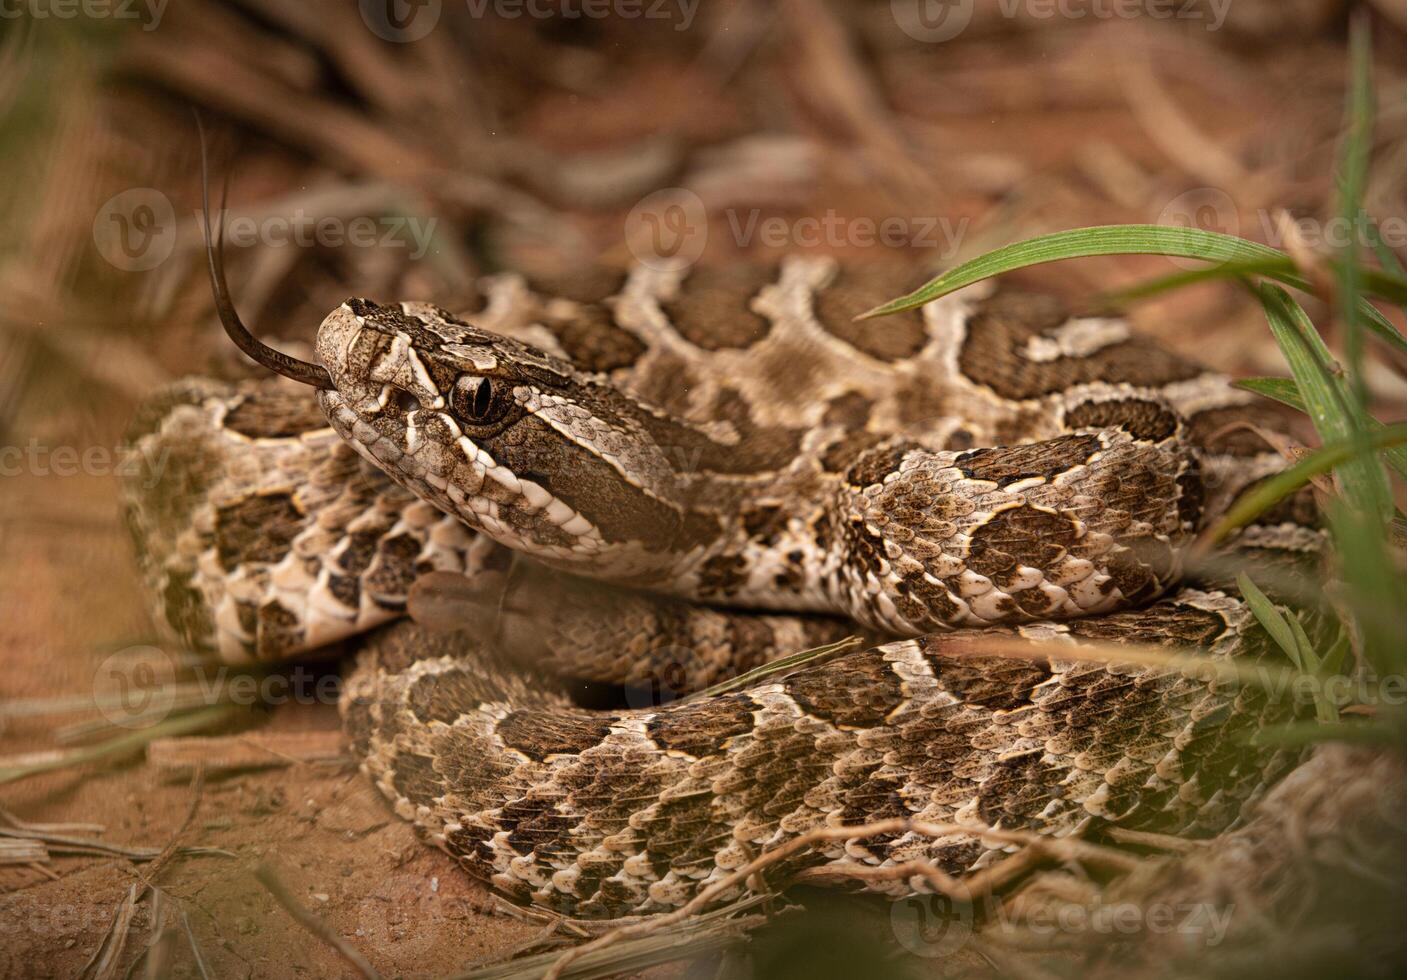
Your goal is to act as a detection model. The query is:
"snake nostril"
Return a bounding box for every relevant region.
[391,388,422,415]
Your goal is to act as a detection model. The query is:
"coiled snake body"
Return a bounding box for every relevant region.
[122,258,1322,918]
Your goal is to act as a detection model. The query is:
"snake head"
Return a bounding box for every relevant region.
[313,298,714,579]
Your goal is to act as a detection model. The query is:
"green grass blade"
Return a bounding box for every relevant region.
[1364,214,1407,321]
[857,224,1407,353]
[1236,572,1302,670]
[1232,376,1304,410]
[1249,718,1398,747]
[1336,16,1375,411]
[860,226,1281,318]
[1202,422,1407,544]
[1326,499,1407,676]
[1234,376,1407,481]
[1093,258,1283,307]
[1258,284,1391,519]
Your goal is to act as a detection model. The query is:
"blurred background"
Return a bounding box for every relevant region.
[1,1,1405,976]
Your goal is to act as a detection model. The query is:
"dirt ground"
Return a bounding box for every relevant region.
[1,1,1406,977]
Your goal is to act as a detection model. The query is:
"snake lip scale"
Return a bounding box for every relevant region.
[121,234,1324,917]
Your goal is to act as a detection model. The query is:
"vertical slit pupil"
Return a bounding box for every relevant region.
[473,379,494,418]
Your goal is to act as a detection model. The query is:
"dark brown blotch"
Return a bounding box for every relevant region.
[965,505,1080,582]
[496,709,615,761]
[662,265,777,351]
[959,291,1204,400]
[812,267,930,362]
[1185,402,1301,457]
[214,492,303,569]
[955,435,1101,488]
[784,647,906,728]
[546,305,647,374]
[408,668,481,725]
[647,693,758,757]
[1067,601,1229,648]
[845,441,920,489]
[391,750,445,806]
[1064,398,1180,444]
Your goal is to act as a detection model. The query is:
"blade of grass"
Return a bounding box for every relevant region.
[1286,616,1339,723]
[1233,376,1407,480]
[1326,499,1407,676]
[692,636,865,699]
[1233,376,1303,409]
[856,224,1407,352]
[1257,283,1391,520]
[1093,258,1283,307]
[1365,215,1407,319]
[1336,15,1375,412]
[1235,573,1302,670]
[1249,717,1398,747]
[1200,421,1407,546]
[0,705,240,786]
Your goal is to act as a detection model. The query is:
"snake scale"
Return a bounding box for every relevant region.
[121,255,1326,919]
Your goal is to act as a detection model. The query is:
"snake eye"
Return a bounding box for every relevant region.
[451,374,512,426]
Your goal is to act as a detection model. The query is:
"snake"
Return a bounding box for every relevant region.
[121,247,1327,919]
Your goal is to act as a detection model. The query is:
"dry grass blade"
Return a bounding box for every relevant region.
[539,817,1143,980]
[178,906,214,980]
[0,704,241,785]
[0,803,104,835]
[0,825,232,862]
[448,896,776,980]
[147,730,348,781]
[255,862,383,980]
[79,884,140,980]
[0,837,50,865]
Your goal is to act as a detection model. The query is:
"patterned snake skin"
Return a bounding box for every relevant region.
[122,258,1325,918]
